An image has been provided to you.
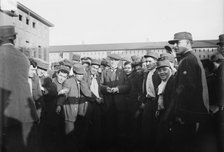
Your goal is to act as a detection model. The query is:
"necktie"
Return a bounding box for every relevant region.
[111,69,116,82]
[90,75,99,98]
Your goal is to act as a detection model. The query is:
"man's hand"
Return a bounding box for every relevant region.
[106,87,112,93]
[56,106,61,114]
[111,87,119,93]
[58,88,69,95]
[96,97,103,104]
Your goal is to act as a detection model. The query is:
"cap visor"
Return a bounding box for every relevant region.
[168,39,179,45]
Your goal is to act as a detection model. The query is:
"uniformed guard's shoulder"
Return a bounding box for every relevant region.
[182,51,199,66]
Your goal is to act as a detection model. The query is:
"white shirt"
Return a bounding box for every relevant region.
[146,68,156,98]
[90,75,99,98]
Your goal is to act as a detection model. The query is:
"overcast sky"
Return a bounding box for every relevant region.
[18,0,224,45]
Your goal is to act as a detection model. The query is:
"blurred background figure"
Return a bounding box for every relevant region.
[0,25,39,152]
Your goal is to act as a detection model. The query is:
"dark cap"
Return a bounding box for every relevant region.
[52,62,60,67]
[164,45,173,54]
[168,32,193,45]
[210,52,224,62]
[156,60,171,69]
[81,57,92,65]
[159,53,175,63]
[144,51,159,60]
[132,61,142,67]
[33,58,49,71]
[72,54,81,62]
[73,64,85,75]
[59,65,70,73]
[141,57,146,63]
[217,34,224,45]
[0,25,17,40]
[62,59,73,68]
[108,54,121,60]
[91,59,101,66]
[101,59,109,67]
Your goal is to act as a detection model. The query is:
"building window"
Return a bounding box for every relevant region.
[32,22,36,28]
[26,18,29,25]
[19,15,22,21]
[44,48,47,61]
[38,46,42,59]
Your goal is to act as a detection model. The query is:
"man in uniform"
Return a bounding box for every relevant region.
[168,32,209,152]
[0,25,38,152]
[212,34,224,152]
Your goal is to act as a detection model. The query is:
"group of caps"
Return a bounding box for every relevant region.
[0,25,223,69]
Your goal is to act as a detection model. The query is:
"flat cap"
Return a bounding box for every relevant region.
[91,59,101,66]
[33,58,49,71]
[144,51,159,60]
[168,32,193,44]
[73,64,85,74]
[101,59,109,67]
[72,54,81,62]
[108,54,121,60]
[52,62,60,67]
[59,65,70,73]
[159,53,175,63]
[62,59,73,68]
[164,45,173,54]
[0,25,17,40]
[217,34,224,45]
[156,60,171,69]
[210,52,224,62]
[81,57,92,65]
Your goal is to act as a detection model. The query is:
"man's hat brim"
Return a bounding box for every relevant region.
[217,42,224,45]
[168,39,179,45]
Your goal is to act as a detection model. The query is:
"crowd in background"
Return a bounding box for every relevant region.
[1,25,224,152]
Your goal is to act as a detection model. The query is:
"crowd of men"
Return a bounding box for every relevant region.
[0,25,224,152]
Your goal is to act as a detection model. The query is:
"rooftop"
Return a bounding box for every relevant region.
[49,40,218,53]
[17,2,54,27]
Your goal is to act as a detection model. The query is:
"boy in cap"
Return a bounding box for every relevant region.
[0,25,38,151]
[56,63,92,151]
[155,60,175,152]
[40,66,70,152]
[139,51,161,151]
[168,32,209,152]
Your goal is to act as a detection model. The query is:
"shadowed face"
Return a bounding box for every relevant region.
[75,74,84,81]
[57,71,68,84]
[218,44,224,57]
[110,59,119,69]
[173,39,189,55]
[146,57,156,70]
[91,64,99,75]
[124,63,132,75]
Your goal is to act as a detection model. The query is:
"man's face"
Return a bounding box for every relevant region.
[218,44,224,57]
[157,67,171,81]
[91,65,99,75]
[146,57,156,70]
[135,65,142,73]
[56,71,68,84]
[37,68,47,77]
[29,65,37,78]
[173,40,189,55]
[110,59,119,69]
[75,74,84,81]
[124,64,132,75]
